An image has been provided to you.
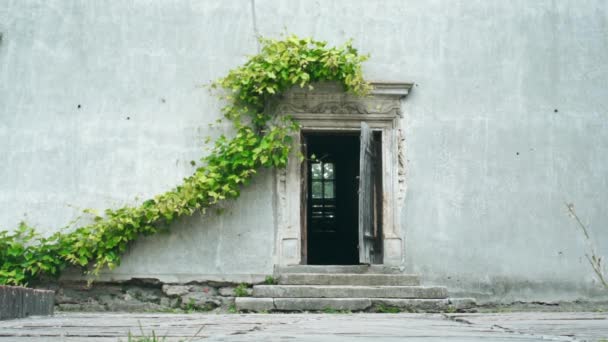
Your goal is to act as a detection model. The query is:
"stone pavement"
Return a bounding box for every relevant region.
[0,312,606,341]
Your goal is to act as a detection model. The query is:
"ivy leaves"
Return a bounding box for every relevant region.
[213,35,370,129]
[0,34,370,286]
[0,223,65,285]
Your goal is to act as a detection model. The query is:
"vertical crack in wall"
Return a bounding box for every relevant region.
[250,0,260,52]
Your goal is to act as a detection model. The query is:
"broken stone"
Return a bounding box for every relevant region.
[181,292,221,310]
[105,300,166,312]
[219,287,235,296]
[219,296,235,307]
[124,278,163,288]
[125,287,162,303]
[97,294,122,306]
[54,289,81,305]
[205,281,235,288]
[54,286,120,305]
[190,285,218,296]
[160,297,180,308]
[57,303,107,312]
[162,285,192,297]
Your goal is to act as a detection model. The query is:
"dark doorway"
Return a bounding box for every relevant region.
[305,133,360,265]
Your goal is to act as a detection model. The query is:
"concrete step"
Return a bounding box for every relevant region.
[253,285,448,299]
[279,273,420,286]
[276,265,403,274]
[235,297,476,312]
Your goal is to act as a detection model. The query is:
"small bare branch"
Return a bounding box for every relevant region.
[567,203,607,289]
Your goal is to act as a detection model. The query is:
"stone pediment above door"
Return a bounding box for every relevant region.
[267,82,413,128]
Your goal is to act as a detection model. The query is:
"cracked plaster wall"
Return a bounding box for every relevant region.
[1,0,607,301]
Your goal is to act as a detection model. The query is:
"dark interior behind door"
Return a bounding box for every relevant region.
[306,134,359,265]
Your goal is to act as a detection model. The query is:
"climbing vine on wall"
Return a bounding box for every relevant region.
[0,35,370,286]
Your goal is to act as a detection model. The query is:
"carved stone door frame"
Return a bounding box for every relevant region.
[271,82,412,267]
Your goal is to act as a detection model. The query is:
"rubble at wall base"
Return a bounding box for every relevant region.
[40,279,245,313]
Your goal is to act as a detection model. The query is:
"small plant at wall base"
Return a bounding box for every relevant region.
[264,275,277,285]
[234,283,251,297]
[0,35,370,286]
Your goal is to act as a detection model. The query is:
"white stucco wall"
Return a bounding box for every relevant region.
[1,0,607,301]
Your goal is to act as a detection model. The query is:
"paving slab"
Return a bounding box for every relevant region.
[0,312,606,341]
[447,312,608,342]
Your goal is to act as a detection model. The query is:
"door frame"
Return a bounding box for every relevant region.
[270,82,412,267]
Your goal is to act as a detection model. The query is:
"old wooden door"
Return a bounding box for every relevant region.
[358,122,382,264]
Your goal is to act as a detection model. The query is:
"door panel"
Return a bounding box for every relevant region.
[300,132,308,264]
[358,122,381,264]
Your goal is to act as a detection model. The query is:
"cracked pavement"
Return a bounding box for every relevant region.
[0,312,607,341]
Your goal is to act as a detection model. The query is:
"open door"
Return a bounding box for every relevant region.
[305,133,360,265]
[358,122,383,264]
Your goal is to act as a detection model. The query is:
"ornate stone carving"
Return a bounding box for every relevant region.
[397,129,407,201]
[275,101,399,115]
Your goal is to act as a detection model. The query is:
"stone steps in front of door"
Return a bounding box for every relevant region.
[279,273,420,286]
[276,265,403,274]
[242,266,478,313]
[253,285,448,299]
[235,297,477,312]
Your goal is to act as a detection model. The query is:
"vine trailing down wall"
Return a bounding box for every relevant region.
[0,35,371,287]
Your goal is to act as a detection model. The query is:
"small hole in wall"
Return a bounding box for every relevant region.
[554,109,558,113]
[516,152,520,156]
[126,116,130,120]
[77,104,81,109]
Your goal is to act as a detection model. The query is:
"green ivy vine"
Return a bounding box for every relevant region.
[0,35,370,286]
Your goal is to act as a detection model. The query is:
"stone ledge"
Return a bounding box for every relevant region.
[279,273,420,286]
[235,297,476,312]
[253,285,448,299]
[235,297,372,312]
[372,298,477,312]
